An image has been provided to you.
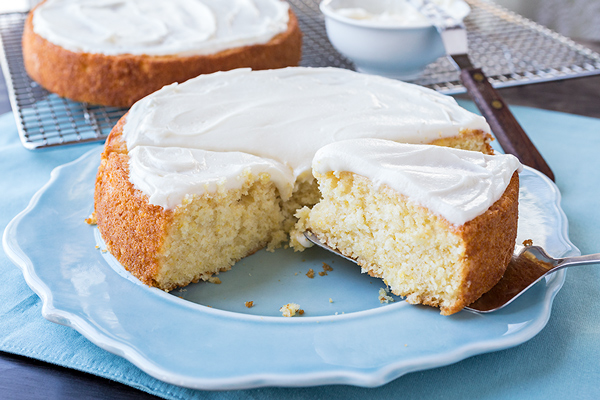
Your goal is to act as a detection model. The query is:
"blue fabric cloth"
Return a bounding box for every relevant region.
[1,103,599,399]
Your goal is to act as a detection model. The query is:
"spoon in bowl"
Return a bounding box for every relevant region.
[304,231,600,313]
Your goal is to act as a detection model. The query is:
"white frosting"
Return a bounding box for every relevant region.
[312,139,522,226]
[322,0,470,28]
[32,0,290,56]
[123,67,490,209]
[129,146,294,210]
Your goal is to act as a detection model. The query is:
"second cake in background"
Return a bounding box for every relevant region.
[23,0,302,107]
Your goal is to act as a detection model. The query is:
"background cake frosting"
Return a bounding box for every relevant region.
[32,0,291,56]
[23,0,302,107]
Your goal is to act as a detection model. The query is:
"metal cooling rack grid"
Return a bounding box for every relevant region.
[0,11,127,149]
[292,0,600,91]
[1,0,600,149]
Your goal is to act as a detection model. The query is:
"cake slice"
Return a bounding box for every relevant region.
[293,139,522,315]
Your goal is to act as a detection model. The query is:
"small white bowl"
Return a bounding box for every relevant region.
[320,0,470,80]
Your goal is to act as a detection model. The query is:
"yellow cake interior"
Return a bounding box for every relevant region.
[293,171,471,314]
[151,171,290,291]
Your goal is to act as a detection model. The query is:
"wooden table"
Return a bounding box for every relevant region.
[1,40,599,400]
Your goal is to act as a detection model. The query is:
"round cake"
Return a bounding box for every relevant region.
[92,67,508,314]
[22,0,302,107]
[292,139,522,315]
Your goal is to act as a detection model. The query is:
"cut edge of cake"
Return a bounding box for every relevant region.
[292,170,520,315]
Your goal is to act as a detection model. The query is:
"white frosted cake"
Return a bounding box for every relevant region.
[23,0,302,106]
[91,67,507,312]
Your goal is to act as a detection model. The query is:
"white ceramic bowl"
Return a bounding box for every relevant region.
[320,0,470,80]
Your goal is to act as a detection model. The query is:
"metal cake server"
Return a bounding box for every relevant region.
[409,0,555,181]
[304,231,600,313]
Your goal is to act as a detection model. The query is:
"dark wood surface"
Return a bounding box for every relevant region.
[1,39,599,400]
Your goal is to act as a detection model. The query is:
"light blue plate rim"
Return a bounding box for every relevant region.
[2,146,578,390]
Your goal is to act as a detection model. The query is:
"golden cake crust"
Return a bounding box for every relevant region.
[94,112,169,286]
[22,2,302,107]
[446,172,520,314]
[94,150,173,287]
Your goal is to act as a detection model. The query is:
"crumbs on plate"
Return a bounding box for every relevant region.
[378,287,394,304]
[280,303,304,317]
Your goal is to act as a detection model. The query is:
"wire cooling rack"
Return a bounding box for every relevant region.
[1,0,600,149]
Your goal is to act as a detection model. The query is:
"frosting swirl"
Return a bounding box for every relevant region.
[32,0,290,56]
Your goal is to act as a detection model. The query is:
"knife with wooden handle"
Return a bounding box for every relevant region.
[409,0,555,181]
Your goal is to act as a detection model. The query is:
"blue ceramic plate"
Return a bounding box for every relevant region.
[3,147,578,390]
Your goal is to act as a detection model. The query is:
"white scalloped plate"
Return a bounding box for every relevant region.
[3,147,578,390]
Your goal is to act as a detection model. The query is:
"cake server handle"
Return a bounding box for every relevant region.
[408,0,555,181]
[456,60,555,181]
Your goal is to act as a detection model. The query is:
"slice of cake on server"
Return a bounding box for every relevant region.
[292,139,522,315]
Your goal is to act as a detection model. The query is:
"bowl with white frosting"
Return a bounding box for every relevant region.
[320,0,470,80]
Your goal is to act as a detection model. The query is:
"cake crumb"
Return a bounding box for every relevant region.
[322,262,333,272]
[280,303,302,317]
[329,298,333,303]
[245,301,254,308]
[85,213,97,225]
[378,287,394,304]
[208,277,221,284]
[318,271,327,276]
[101,249,107,253]
[523,239,533,246]
[95,245,99,249]
[306,268,315,279]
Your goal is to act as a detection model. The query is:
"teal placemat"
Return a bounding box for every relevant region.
[1,103,599,399]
